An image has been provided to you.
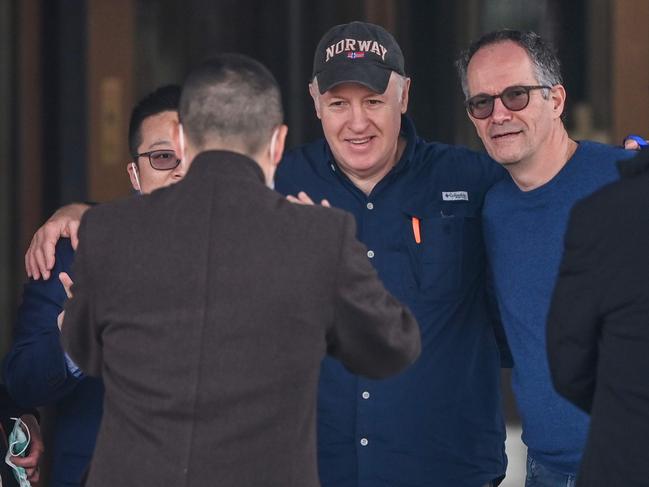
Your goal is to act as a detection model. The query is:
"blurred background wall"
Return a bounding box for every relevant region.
[0,0,648,483]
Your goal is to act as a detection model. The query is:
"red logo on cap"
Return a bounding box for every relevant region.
[347,51,366,59]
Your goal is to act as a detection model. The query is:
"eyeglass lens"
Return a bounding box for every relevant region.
[149,150,180,170]
[468,86,532,119]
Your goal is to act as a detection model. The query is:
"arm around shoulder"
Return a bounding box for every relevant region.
[25,203,91,280]
[3,239,81,407]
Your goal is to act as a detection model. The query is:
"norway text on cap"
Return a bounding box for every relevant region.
[325,39,388,62]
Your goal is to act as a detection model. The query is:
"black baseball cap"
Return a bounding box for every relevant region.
[312,21,405,94]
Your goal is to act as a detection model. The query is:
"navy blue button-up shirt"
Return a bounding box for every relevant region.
[275,117,507,487]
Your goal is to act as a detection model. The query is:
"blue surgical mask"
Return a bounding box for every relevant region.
[5,417,31,487]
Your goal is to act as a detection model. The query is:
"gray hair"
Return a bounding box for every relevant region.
[455,30,563,99]
[180,53,283,156]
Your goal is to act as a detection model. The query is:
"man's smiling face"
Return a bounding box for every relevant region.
[311,72,409,185]
[466,40,558,168]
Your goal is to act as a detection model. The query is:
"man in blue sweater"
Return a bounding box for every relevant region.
[455,30,634,486]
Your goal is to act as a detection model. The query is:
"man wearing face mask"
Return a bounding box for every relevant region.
[59,53,420,487]
[2,84,186,486]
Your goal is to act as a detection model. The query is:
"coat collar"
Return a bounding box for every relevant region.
[187,150,266,185]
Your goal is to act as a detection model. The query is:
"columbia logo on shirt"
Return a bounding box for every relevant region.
[442,191,469,201]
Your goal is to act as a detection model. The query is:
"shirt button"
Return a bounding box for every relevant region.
[360,438,369,446]
[361,391,370,399]
[366,202,374,210]
[367,250,375,259]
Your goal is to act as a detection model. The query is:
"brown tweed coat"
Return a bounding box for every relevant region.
[62,150,420,487]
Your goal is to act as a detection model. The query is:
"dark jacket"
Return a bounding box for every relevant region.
[3,239,103,486]
[62,151,420,487]
[547,148,649,486]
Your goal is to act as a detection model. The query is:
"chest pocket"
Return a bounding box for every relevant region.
[402,202,480,299]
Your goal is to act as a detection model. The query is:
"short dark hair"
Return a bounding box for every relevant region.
[128,84,181,160]
[179,53,283,156]
[455,29,563,99]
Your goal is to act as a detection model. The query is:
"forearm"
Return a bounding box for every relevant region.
[4,332,81,407]
[6,241,81,406]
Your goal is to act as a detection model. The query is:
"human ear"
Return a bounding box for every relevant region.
[308,83,322,119]
[127,162,142,192]
[551,84,567,118]
[271,124,289,165]
[400,77,411,113]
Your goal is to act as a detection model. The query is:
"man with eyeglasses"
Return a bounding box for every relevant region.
[3,84,186,486]
[455,30,636,486]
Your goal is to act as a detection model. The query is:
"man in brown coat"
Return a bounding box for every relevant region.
[60,53,420,487]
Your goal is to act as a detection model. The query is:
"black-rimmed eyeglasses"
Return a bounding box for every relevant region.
[465,85,552,120]
[135,150,181,170]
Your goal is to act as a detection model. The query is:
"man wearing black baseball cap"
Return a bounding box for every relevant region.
[276,21,508,487]
[311,21,406,95]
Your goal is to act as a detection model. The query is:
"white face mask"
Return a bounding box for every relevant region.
[131,162,142,193]
[5,417,31,487]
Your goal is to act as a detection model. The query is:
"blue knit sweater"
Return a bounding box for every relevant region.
[483,141,633,474]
